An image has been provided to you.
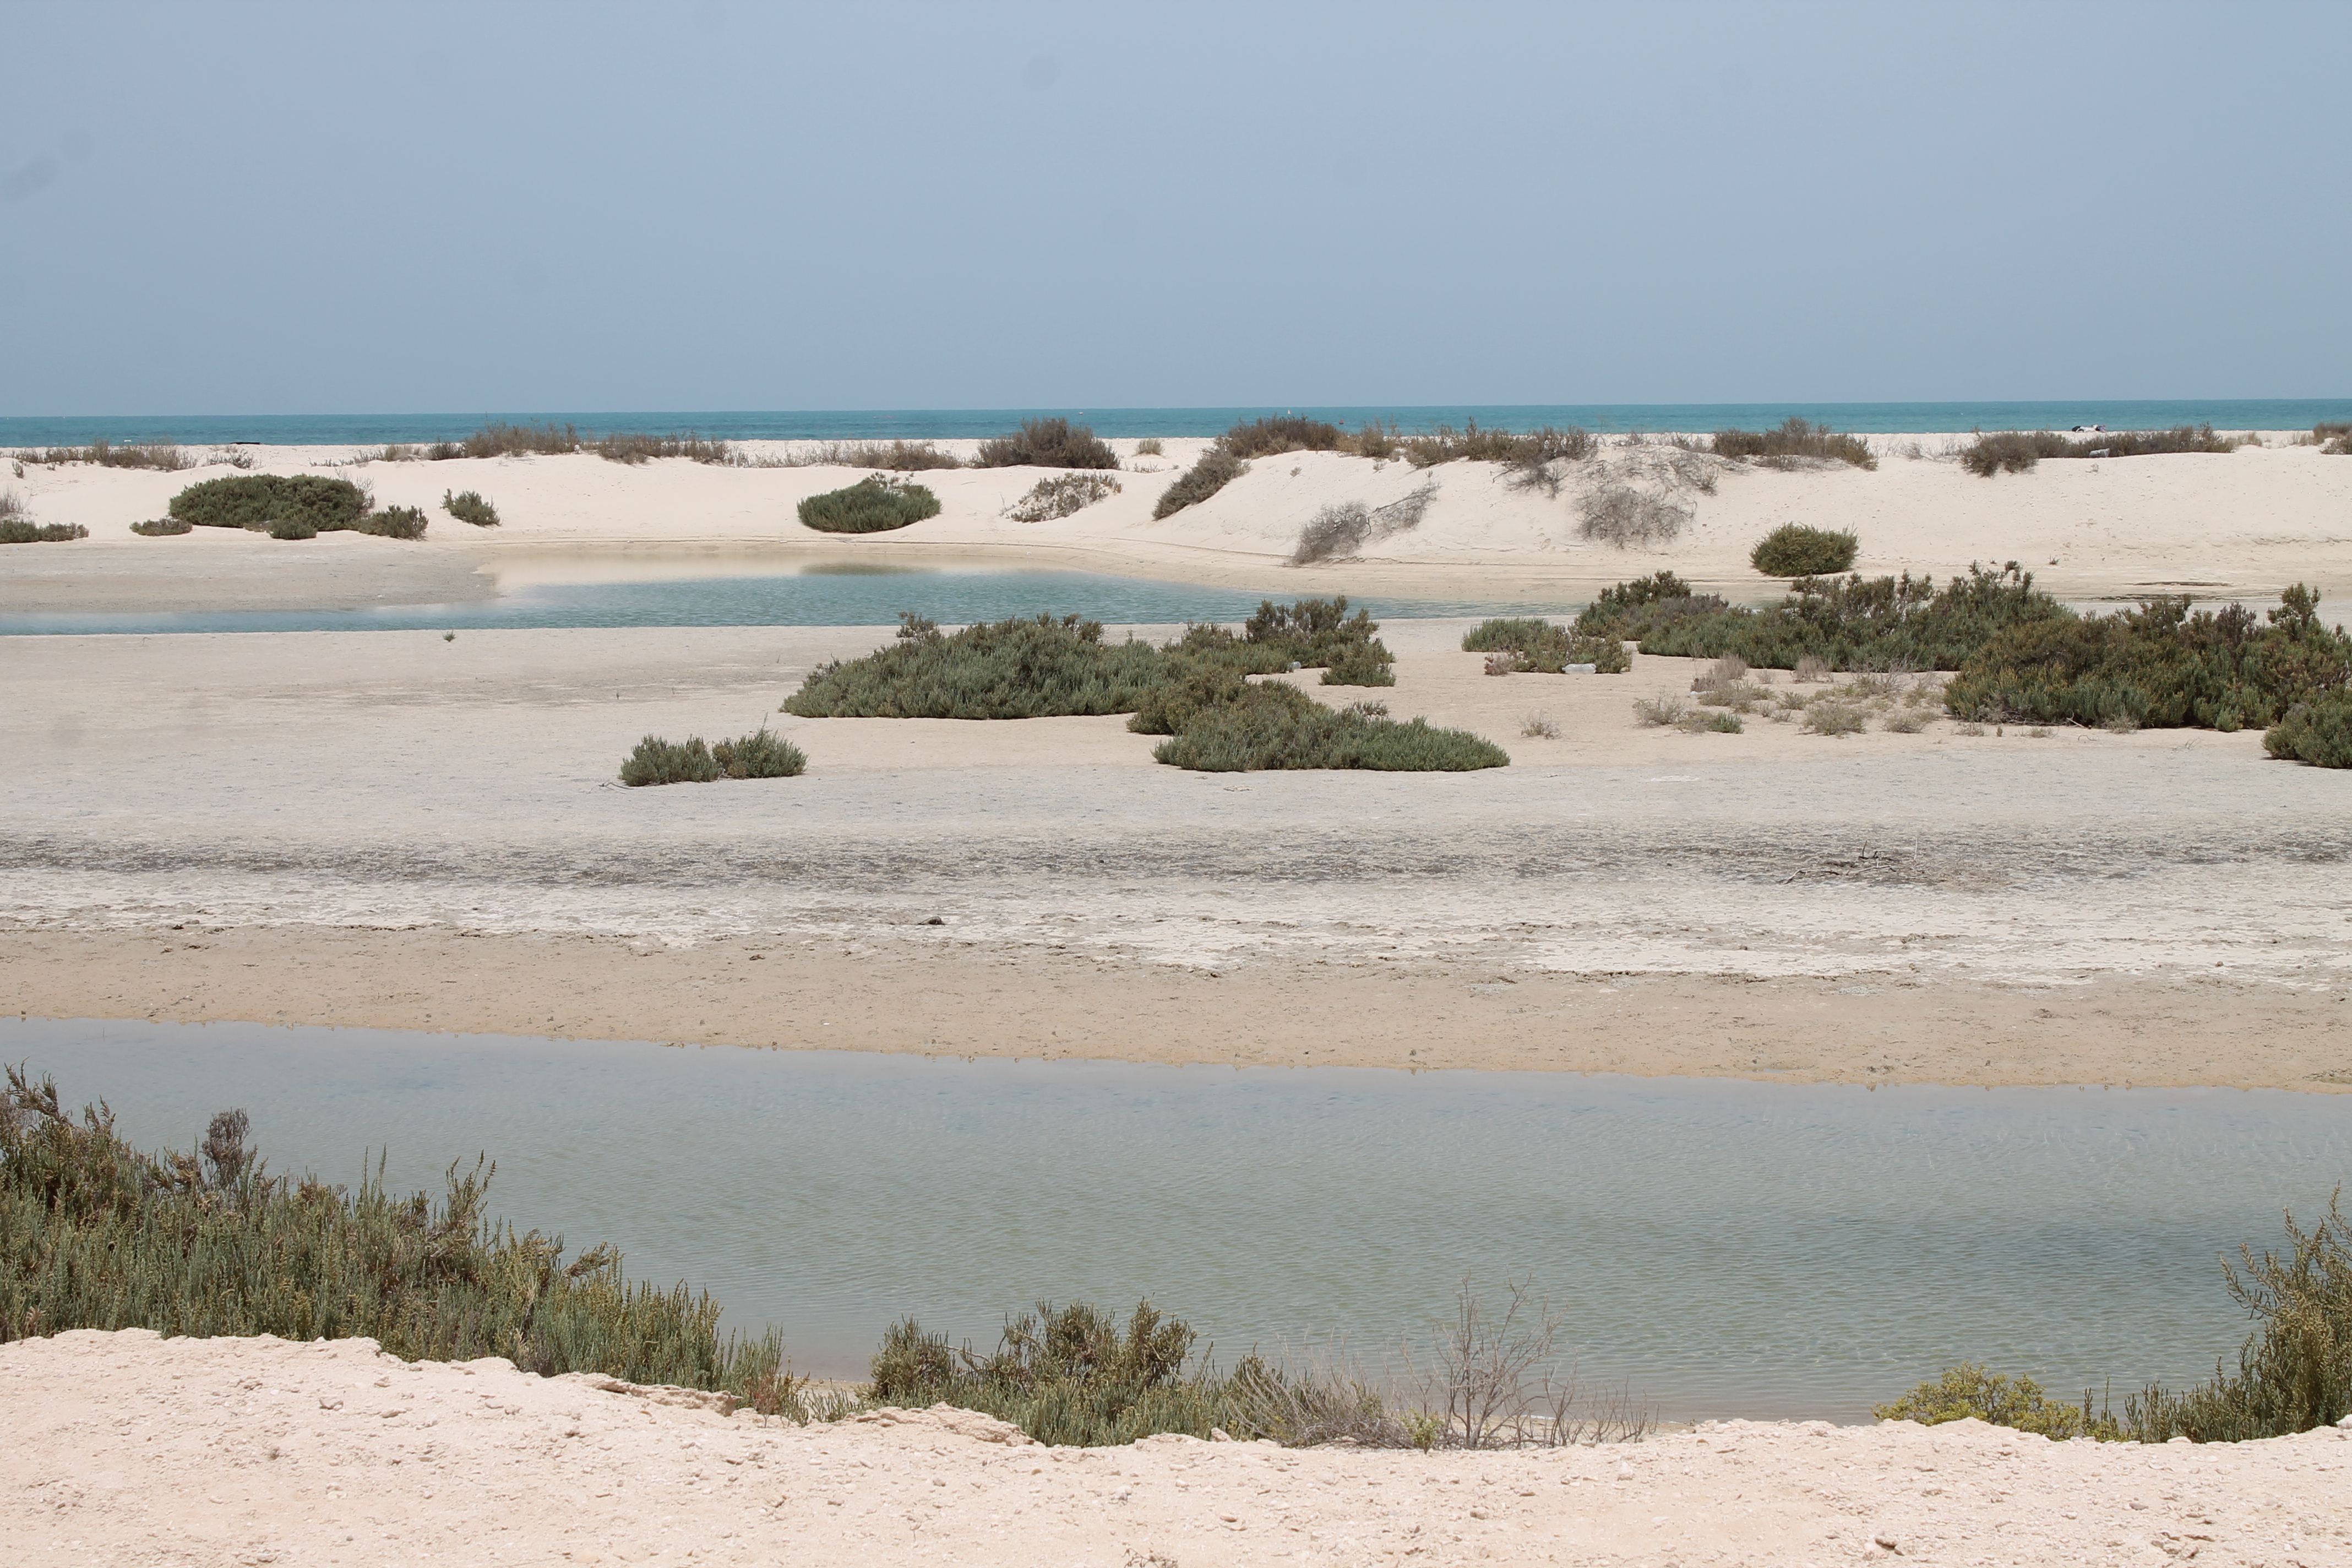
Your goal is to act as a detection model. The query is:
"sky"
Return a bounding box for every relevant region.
[2,0,2346,414]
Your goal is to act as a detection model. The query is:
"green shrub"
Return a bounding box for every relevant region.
[356,505,428,540]
[1220,415,1343,459]
[1711,417,1876,470]
[1945,586,2352,731]
[1875,1363,2120,1441]
[268,517,317,540]
[1596,563,2072,674]
[462,422,582,458]
[1402,421,1593,470]
[0,1069,803,1413]
[1005,472,1120,521]
[786,613,1168,720]
[710,727,808,778]
[595,431,732,465]
[1750,524,1859,577]
[2266,692,2352,767]
[0,519,86,543]
[1152,688,1507,772]
[170,474,370,533]
[443,489,500,526]
[1320,644,1397,687]
[426,441,464,461]
[1960,430,2071,476]
[129,518,191,536]
[620,735,721,786]
[1462,617,1630,674]
[1152,449,1248,518]
[972,417,1118,470]
[799,439,963,471]
[797,475,943,533]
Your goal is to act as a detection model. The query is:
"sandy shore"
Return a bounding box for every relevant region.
[6,619,2349,1090]
[6,431,2351,613]
[9,1330,2349,1568]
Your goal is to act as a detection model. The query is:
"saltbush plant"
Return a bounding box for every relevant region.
[0,519,86,543]
[1004,473,1120,521]
[1962,425,2239,476]
[2265,692,2352,767]
[973,417,1119,470]
[443,489,500,526]
[621,729,807,786]
[170,474,371,534]
[1220,415,1343,458]
[129,518,192,536]
[1462,617,1630,674]
[1875,1363,2120,1441]
[1750,524,1859,577]
[797,475,943,533]
[357,505,429,540]
[1153,449,1248,518]
[1151,688,1506,772]
[786,613,1169,720]
[1711,417,1876,470]
[1944,586,2352,732]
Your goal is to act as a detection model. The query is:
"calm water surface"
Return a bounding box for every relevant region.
[10,1018,2345,1422]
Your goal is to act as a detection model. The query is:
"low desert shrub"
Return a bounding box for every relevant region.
[1875,1364,2120,1441]
[1461,617,1629,674]
[1243,596,1392,672]
[1220,415,1342,459]
[1153,449,1248,518]
[1577,483,1690,548]
[1403,421,1593,471]
[1881,707,1930,733]
[786,612,1169,720]
[1959,430,2071,476]
[710,727,808,778]
[1152,688,1506,772]
[0,519,86,543]
[269,518,317,540]
[1291,501,1373,565]
[1133,438,1164,457]
[1004,472,1121,521]
[1521,712,1560,739]
[596,430,732,465]
[620,735,721,786]
[2265,692,2352,767]
[443,489,500,526]
[797,475,943,533]
[1710,417,1876,470]
[972,417,1119,470]
[1319,642,1397,687]
[1750,524,1858,578]
[17,437,194,471]
[425,441,464,461]
[129,518,191,536]
[355,505,428,540]
[798,440,963,471]
[1945,586,2352,732]
[462,422,582,458]
[1804,702,1868,736]
[1680,711,1743,733]
[169,474,371,535]
[1344,418,1402,460]
[1631,693,1689,727]
[0,1069,802,1412]
[2316,422,2352,456]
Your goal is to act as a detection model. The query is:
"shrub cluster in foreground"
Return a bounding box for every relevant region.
[1462,617,1630,674]
[1750,523,1858,577]
[621,728,807,787]
[166,475,427,540]
[797,475,943,533]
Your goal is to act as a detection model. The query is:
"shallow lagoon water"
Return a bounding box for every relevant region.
[0,565,1558,636]
[12,1017,2345,1422]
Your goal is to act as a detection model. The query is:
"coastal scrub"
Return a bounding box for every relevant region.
[797,475,943,533]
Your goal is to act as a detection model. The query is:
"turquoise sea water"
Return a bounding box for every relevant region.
[10,1017,2345,1422]
[0,567,1552,636]
[4,400,2346,448]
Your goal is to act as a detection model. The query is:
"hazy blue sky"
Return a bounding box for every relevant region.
[3,1,2345,413]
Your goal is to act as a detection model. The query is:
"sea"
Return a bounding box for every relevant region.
[4,400,2348,448]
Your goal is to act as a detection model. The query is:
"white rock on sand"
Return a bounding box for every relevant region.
[6,1330,2348,1566]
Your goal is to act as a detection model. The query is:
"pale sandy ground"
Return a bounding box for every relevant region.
[9,1330,2351,1568]
[5,431,2350,613]
[4,619,2350,1090]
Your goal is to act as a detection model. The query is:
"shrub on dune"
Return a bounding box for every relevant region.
[1153,449,1248,518]
[170,475,371,535]
[1709,417,1876,470]
[355,505,428,540]
[1219,415,1343,459]
[972,417,1119,470]
[1750,524,1859,578]
[1004,472,1121,521]
[797,474,943,534]
[443,489,500,527]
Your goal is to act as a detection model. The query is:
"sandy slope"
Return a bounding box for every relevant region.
[7,1330,2349,1568]
[5,620,2350,1090]
[6,432,2350,612]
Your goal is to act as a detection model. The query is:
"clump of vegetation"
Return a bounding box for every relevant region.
[1403,421,1593,471]
[1577,483,1689,547]
[1133,438,1164,457]
[2266,692,2352,767]
[1750,524,1859,577]
[1585,562,2071,674]
[1220,415,1343,459]
[1945,586,2352,732]
[129,517,192,536]
[2315,422,2352,456]
[165,473,432,540]
[972,417,1119,470]
[1152,449,1248,518]
[797,474,943,533]
[1875,1363,2120,1440]
[1710,417,1876,470]
[0,1069,804,1413]
[1959,430,2072,476]
[1803,701,1869,736]
[0,517,87,543]
[620,735,718,785]
[595,431,732,465]
[1004,472,1121,521]
[1462,617,1630,674]
[461,422,584,459]
[16,437,196,471]
[1152,689,1505,772]
[1288,482,1437,565]
[443,489,500,527]
[787,613,1169,719]
[1962,425,2240,476]
[1631,693,1690,727]
[712,727,808,778]
[799,439,962,471]
[1243,596,1393,677]
[356,505,428,540]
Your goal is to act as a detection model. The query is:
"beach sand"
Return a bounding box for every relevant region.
[8,1329,2349,1568]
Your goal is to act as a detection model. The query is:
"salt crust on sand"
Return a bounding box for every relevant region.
[6,1330,2348,1566]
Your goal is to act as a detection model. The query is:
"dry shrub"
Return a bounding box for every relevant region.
[1881,708,1930,733]
[1484,652,1515,677]
[1577,483,1690,547]
[1521,712,1560,739]
[1292,501,1373,565]
[1220,415,1343,459]
[1133,438,1164,457]
[1711,417,1876,470]
[1794,655,1830,682]
[973,417,1119,470]
[1804,702,1869,736]
[1632,693,1689,727]
[798,439,962,471]
[1005,472,1121,522]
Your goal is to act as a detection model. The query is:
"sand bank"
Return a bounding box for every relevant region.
[6,431,2350,613]
[6,622,2349,1090]
[8,1329,2349,1567]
